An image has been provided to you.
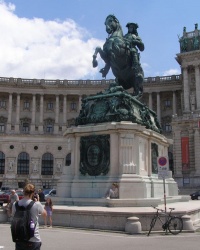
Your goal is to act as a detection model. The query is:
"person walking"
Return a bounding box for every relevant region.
[7,190,19,220]
[12,183,47,250]
[44,198,53,228]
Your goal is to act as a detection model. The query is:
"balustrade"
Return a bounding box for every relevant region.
[0,75,181,87]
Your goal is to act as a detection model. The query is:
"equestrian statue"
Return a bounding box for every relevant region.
[76,15,161,133]
[92,14,145,98]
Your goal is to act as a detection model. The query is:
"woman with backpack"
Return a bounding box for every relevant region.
[11,183,47,250]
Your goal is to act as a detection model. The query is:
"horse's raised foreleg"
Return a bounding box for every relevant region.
[92,47,102,68]
[92,46,110,77]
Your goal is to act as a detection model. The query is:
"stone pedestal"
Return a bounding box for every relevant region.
[57,122,179,201]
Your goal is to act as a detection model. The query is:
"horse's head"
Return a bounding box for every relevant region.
[105,15,123,37]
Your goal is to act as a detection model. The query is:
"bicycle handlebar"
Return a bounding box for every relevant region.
[151,205,175,213]
[151,205,164,212]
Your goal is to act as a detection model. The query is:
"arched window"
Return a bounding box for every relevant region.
[41,153,53,175]
[66,153,71,166]
[0,151,5,174]
[17,152,29,175]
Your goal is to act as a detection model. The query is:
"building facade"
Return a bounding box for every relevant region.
[172,24,200,188]
[0,24,199,190]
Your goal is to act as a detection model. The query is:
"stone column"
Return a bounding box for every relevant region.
[6,93,13,132]
[156,92,161,122]
[38,94,44,133]
[62,95,67,131]
[148,92,152,109]
[172,91,177,115]
[195,65,200,110]
[55,95,59,124]
[183,67,190,112]
[79,95,82,112]
[31,94,36,132]
[15,93,20,132]
[54,95,59,134]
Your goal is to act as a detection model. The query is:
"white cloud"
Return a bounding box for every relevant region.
[0,2,103,79]
[141,62,150,69]
[163,69,181,76]
[141,62,151,76]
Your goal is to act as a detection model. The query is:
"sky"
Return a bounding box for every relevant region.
[0,0,200,80]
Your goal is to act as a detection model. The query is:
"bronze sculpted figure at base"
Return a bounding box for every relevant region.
[92,14,144,98]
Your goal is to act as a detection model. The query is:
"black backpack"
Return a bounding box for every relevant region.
[11,200,35,242]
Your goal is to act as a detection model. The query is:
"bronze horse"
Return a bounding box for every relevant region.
[92,15,144,97]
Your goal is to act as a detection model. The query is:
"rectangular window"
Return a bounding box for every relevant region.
[22,123,29,133]
[46,125,53,133]
[165,100,171,107]
[47,102,53,110]
[0,124,5,132]
[71,102,77,111]
[0,100,6,108]
[165,124,171,131]
[24,101,30,109]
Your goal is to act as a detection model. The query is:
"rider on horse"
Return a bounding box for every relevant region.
[124,22,144,78]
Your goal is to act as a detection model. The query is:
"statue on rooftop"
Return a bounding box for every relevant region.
[193,36,199,50]
[178,35,188,52]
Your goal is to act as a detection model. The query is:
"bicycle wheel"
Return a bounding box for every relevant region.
[147,216,157,236]
[168,217,183,235]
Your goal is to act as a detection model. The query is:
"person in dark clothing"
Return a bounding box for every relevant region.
[38,189,45,202]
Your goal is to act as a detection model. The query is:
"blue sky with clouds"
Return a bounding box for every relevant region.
[1,0,200,80]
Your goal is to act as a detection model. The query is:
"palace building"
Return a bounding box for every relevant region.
[0,24,200,190]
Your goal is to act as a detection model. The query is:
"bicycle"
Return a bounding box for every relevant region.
[147,206,183,236]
